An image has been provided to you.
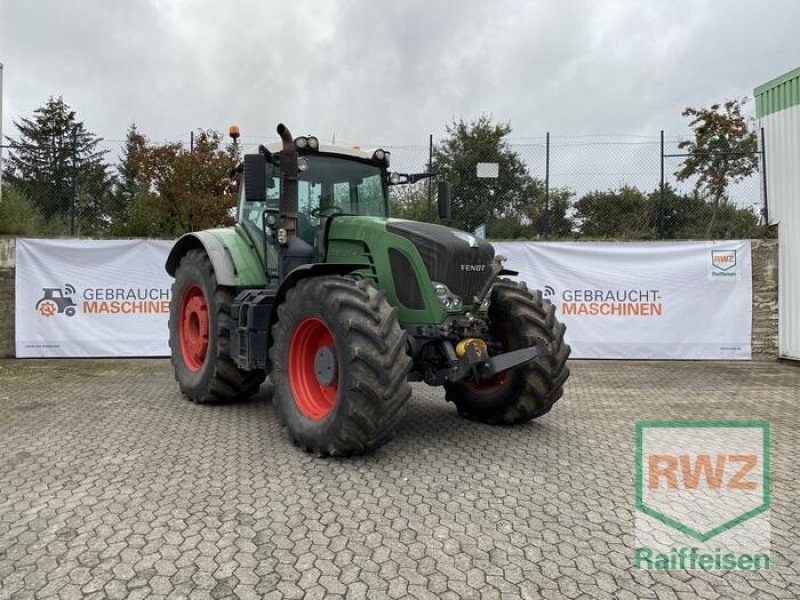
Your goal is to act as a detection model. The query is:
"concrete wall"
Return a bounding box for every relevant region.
[751,238,779,359]
[0,237,15,358]
[0,237,781,360]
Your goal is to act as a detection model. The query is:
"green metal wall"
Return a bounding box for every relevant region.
[755,67,800,360]
[755,67,800,118]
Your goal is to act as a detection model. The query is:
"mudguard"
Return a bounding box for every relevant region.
[267,262,365,339]
[165,228,267,287]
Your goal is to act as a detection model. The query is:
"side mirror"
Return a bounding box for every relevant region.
[437,181,451,220]
[243,154,267,202]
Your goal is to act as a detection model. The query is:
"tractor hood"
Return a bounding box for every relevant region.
[385,220,495,304]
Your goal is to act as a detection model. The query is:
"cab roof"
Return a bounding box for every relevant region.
[247,140,377,161]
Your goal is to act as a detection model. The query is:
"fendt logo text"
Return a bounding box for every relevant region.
[635,421,770,571]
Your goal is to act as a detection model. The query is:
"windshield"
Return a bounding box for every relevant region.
[298,155,386,218]
[238,154,387,244]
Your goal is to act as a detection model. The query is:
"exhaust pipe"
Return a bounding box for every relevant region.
[277,123,293,149]
[276,123,298,241]
[274,123,315,281]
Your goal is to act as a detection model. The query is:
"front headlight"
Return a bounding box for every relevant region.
[432,282,462,309]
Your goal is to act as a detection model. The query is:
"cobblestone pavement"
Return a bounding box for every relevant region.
[0,359,798,600]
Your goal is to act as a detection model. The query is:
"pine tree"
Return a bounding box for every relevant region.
[3,96,110,228]
[107,123,147,231]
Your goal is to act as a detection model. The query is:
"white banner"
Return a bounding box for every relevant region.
[15,238,753,360]
[493,241,752,360]
[15,239,174,358]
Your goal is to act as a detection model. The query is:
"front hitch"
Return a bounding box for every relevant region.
[431,340,546,385]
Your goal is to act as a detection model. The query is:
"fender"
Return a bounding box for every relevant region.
[165,228,266,287]
[267,262,366,343]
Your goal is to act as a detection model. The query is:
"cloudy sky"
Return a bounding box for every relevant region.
[1,0,798,150]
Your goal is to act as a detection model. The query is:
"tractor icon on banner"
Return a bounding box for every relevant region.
[36,284,78,317]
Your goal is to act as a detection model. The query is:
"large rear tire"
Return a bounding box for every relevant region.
[270,276,412,456]
[168,249,266,403]
[445,279,570,423]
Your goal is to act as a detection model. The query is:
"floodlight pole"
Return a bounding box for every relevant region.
[659,130,665,239]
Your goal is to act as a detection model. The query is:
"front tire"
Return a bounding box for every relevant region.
[270,276,412,456]
[168,249,266,403]
[445,279,570,424]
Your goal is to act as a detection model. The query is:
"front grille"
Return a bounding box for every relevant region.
[388,248,424,309]
[387,222,494,302]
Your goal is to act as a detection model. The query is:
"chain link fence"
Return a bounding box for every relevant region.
[1,132,766,240]
[385,133,766,241]
[1,136,123,238]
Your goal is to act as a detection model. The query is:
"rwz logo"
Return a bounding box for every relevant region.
[36,284,78,318]
[711,250,737,271]
[648,454,758,491]
[636,421,769,542]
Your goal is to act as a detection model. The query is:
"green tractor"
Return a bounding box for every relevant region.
[165,124,570,455]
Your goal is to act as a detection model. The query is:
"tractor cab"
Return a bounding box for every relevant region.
[236,140,392,279]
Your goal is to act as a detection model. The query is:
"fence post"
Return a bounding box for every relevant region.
[760,127,769,226]
[0,62,4,204]
[659,130,665,239]
[543,131,550,239]
[189,130,194,232]
[70,126,78,236]
[426,134,433,222]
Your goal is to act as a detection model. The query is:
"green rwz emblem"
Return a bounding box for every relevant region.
[634,421,771,571]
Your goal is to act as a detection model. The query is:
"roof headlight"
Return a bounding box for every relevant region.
[294,136,308,149]
[307,136,319,150]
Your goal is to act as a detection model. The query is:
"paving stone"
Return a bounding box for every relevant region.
[0,359,797,599]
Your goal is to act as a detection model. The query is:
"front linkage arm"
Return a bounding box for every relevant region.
[433,339,546,386]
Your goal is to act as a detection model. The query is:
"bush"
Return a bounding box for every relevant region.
[0,185,46,235]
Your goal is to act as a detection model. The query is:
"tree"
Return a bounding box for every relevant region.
[652,185,761,240]
[527,188,574,239]
[675,98,759,205]
[107,123,146,230]
[0,184,44,235]
[573,186,656,239]
[389,181,433,223]
[432,116,544,238]
[3,97,111,230]
[115,128,239,237]
[674,98,760,236]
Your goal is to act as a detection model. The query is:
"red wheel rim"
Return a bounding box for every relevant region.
[465,371,509,396]
[288,317,338,420]
[179,285,209,371]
